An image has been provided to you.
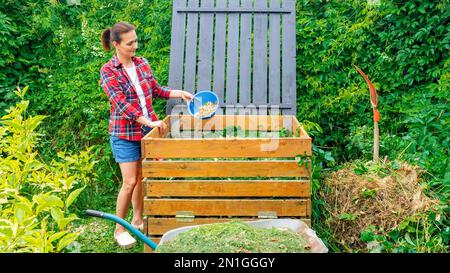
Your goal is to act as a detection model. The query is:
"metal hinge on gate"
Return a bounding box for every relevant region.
[258,211,278,219]
[176,211,195,222]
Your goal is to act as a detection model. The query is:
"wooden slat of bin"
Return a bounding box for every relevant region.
[142,137,311,158]
[146,127,161,139]
[144,199,308,217]
[291,117,310,139]
[143,116,171,139]
[292,116,302,137]
[142,160,310,178]
[144,179,310,197]
[146,217,311,236]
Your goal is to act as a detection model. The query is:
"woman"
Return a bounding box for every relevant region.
[100,22,193,248]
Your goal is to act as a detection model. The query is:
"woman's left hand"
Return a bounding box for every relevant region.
[180,91,194,104]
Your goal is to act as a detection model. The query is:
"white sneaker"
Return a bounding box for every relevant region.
[114,231,137,249]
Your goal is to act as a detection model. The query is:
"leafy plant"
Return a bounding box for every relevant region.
[0,86,95,253]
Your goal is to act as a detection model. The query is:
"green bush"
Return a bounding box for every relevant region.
[0,86,95,252]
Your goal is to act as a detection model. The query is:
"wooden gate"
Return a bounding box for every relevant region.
[166,0,297,115]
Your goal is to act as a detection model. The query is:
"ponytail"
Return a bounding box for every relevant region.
[101,28,112,51]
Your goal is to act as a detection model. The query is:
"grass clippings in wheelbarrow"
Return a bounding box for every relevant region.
[155,221,311,253]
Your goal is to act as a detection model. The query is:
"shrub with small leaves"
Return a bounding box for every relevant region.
[0,86,95,253]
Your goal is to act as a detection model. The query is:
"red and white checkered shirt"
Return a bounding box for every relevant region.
[100,54,172,141]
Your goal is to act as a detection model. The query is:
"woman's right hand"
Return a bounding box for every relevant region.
[149,120,168,136]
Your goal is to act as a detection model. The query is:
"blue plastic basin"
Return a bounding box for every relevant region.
[188,90,219,119]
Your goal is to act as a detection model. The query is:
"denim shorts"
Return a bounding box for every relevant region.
[110,136,141,163]
[109,126,152,163]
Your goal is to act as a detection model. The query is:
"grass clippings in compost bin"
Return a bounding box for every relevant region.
[168,126,293,139]
[155,221,311,253]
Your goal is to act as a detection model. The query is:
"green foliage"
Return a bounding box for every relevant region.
[70,212,144,253]
[0,0,174,211]
[0,0,448,252]
[297,124,338,251]
[296,0,449,178]
[295,0,449,252]
[0,87,95,252]
[359,212,449,253]
[338,213,358,221]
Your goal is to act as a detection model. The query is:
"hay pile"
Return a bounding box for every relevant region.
[321,161,440,250]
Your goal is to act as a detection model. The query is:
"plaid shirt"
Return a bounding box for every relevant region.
[100,55,172,141]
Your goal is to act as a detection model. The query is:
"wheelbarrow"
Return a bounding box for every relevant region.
[86,209,328,252]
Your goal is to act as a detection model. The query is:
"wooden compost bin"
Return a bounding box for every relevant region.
[141,114,312,252]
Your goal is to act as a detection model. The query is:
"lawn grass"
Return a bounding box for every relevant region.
[69,211,145,253]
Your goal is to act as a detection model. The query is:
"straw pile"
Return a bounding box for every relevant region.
[320,161,439,250]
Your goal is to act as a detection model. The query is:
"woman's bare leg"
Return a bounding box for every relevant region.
[115,161,139,235]
[131,160,143,227]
